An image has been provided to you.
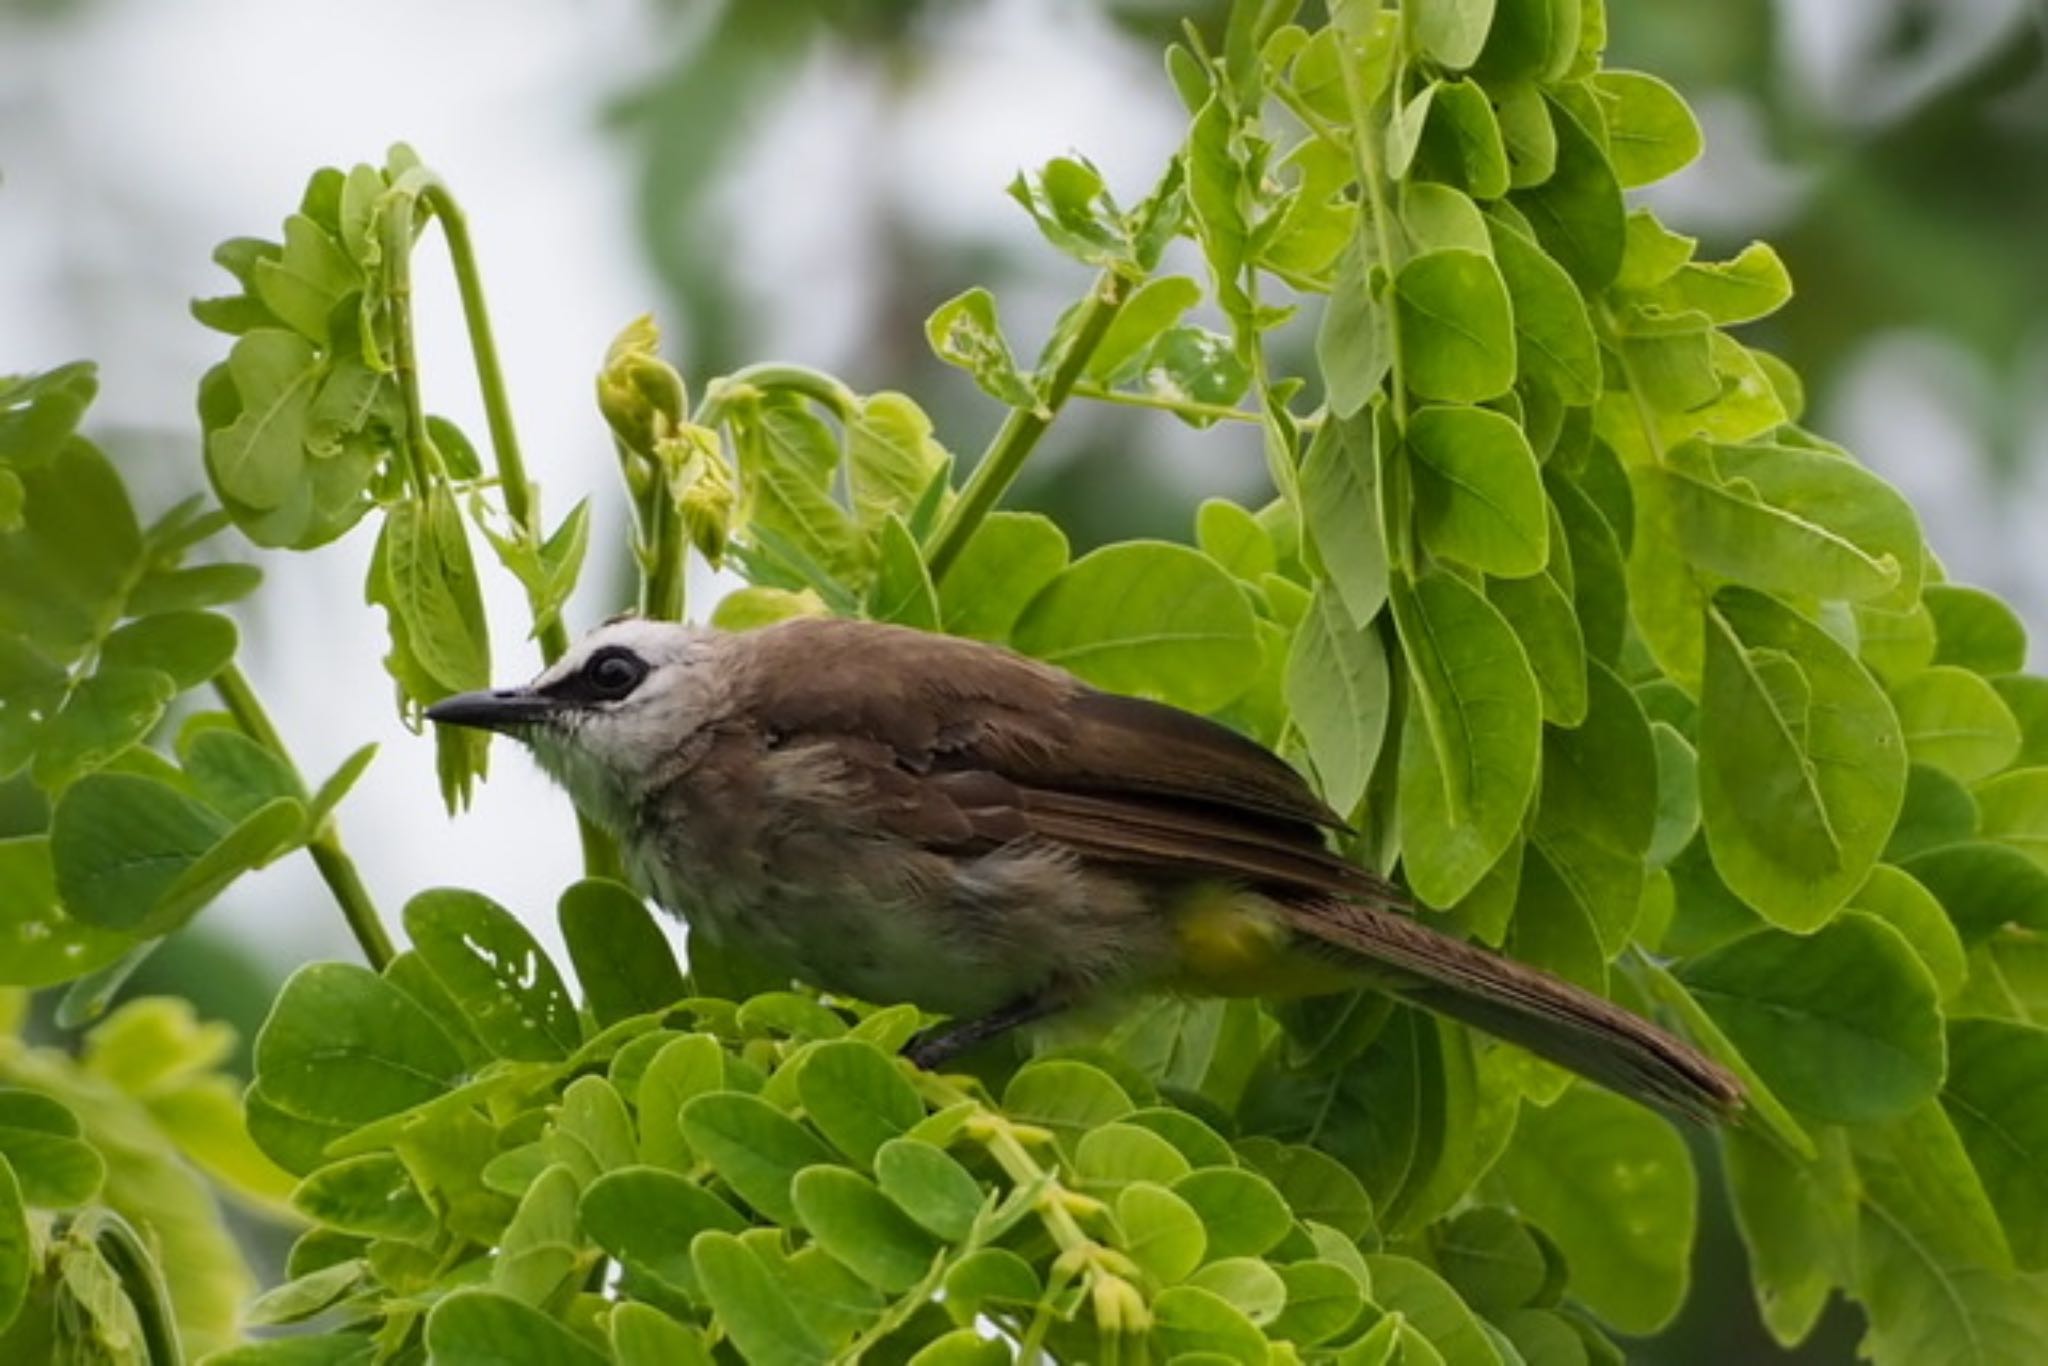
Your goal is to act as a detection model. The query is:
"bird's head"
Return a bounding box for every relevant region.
[426,617,726,829]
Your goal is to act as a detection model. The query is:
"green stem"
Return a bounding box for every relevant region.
[1069,381,1263,425]
[381,204,437,501]
[639,473,687,622]
[692,362,858,428]
[418,182,621,879]
[925,269,1133,581]
[213,664,396,971]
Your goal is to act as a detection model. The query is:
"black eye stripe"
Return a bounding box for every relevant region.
[540,646,650,704]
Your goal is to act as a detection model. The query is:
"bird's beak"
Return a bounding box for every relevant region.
[425,687,561,734]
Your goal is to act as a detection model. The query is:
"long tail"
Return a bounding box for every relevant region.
[1278,897,1744,1123]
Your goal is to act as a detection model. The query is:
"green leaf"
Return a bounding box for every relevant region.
[180,726,303,819]
[934,511,1069,643]
[1189,1256,1288,1325]
[0,1122,103,1208]
[925,287,1036,408]
[31,667,178,792]
[1656,441,1909,605]
[1436,1207,1547,1316]
[1002,1059,1134,1150]
[1720,1127,1857,1348]
[403,888,580,1062]
[1286,586,1390,816]
[49,772,228,932]
[1196,498,1276,580]
[1300,411,1389,626]
[1677,912,1944,1125]
[1513,95,1624,289]
[1943,1018,2048,1270]
[1490,558,1589,728]
[796,1040,924,1166]
[425,1289,607,1366]
[580,1165,745,1305]
[1408,404,1548,576]
[557,878,685,1027]
[0,439,139,661]
[679,1091,836,1224]
[208,330,320,510]
[1891,665,2022,783]
[942,1247,1042,1324]
[254,962,466,1126]
[1236,1138,1376,1240]
[1411,0,1498,68]
[1011,541,1260,714]
[1487,216,1600,403]
[1171,1166,1293,1259]
[0,361,98,469]
[290,1153,434,1239]
[1092,275,1204,382]
[1592,71,1701,187]
[846,393,947,537]
[1075,1122,1193,1191]
[253,214,356,344]
[1851,1100,2048,1364]
[1318,230,1393,418]
[0,1160,31,1334]
[1994,675,2048,766]
[1926,583,2028,676]
[1852,863,1967,1001]
[1366,1254,1504,1366]
[1492,1086,1695,1335]
[1697,589,1907,928]
[866,515,940,630]
[691,1231,833,1365]
[99,611,238,691]
[1975,767,2048,873]
[0,839,131,987]
[1269,1259,1367,1346]
[1646,242,1792,325]
[1152,1283,1271,1363]
[1392,249,1517,403]
[1415,82,1511,200]
[126,562,263,615]
[874,1139,983,1243]
[792,1165,941,1292]
[547,1076,639,1183]
[1116,1180,1208,1284]
[1904,840,2048,940]
[1392,569,1543,906]
[611,1303,714,1366]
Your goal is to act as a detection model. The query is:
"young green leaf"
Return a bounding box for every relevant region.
[1592,71,1702,187]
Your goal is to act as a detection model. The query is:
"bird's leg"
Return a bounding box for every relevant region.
[904,993,1065,1070]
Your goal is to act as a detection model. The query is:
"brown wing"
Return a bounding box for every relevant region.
[722,617,1387,900]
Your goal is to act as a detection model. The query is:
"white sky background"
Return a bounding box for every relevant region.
[0,0,2041,972]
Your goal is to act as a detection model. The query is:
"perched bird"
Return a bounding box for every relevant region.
[427,616,1742,1121]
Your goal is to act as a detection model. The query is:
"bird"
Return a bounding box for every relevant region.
[426,615,1743,1122]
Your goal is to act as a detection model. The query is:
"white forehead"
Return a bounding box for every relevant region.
[533,618,712,687]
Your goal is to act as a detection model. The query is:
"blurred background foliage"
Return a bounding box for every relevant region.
[2,1,2043,1361]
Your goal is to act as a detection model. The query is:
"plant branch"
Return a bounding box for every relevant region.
[925,269,1132,582]
[1337,42,1409,434]
[212,663,395,971]
[416,181,621,879]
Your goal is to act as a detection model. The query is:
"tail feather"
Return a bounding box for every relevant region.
[1279,897,1744,1123]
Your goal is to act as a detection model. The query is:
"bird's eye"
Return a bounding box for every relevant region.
[583,648,647,699]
